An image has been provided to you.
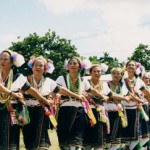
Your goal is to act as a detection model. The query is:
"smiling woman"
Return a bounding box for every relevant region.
[22,56,86,150]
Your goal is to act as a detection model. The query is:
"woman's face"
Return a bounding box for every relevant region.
[32,59,45,76]
[143,75,150,85]
[68,58,80,73]
[126,61,137,74]
[91,66,102,80]
[111,69,122,82]
[0,52,13,71]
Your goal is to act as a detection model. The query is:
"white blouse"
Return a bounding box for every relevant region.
[25,77,59,106]
[56,74,91,107]
[121,77,146,108]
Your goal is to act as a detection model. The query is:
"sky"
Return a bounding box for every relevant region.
[0,0,150,62]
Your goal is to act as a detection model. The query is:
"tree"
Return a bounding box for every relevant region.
[99,52,120,73]
[89,56,99,64]
[128,44,150,71]
[9,30,79,79]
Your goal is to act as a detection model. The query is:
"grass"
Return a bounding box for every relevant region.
[20,129,60,150]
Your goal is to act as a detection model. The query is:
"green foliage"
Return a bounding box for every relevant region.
[89,56,99,64]
[128,44,150,71]
[9,30,79,79]
[99,52,121,73]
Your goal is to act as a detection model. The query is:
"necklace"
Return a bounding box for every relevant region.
[128,77,136,87]
[67,74,81,94]
[89,79,103,93]
[0,69,13,110]
[70,76,78,85]
[31,75,44,92]
[110,81,122,95]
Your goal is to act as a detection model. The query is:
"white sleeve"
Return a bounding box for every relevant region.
[42,78,58,95]
[12,74,28,91]
[103,82,111,96]
[56,75,67,88]
[134,78,146,92]
[83,80,91,91]
[121,79,129,95]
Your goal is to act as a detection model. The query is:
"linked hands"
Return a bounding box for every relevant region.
[128,92,144,104]
[11,91,26,105]
[76,94,86,102]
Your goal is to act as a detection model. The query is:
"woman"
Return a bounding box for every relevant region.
[56,58,125,150]
[142,73,150,90]
[83,65,129,150]
[0,50,53,150]
[104,68,129,150]
[121,60,150,150]
[142,73,150,149]
[22,56,85,150]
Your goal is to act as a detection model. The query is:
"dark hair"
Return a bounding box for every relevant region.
[1,50,13,62]
[125,60,137,68]
[126,60,138,78]
[68,57,82,69]
[89,64,102,74]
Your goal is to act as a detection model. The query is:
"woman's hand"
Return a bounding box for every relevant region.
[123,96,130,103]
[11,92,23,99]
[11,92,26,105]
[129,93,144,104]
[77,95,86,102]
[47,99,54,106]
[102,95,109,102]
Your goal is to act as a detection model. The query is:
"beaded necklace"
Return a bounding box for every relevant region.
[0,69,13,110]
[31,75,45,92]
[89,79,103,93]
[67,73,81,94]
[109,81,123,103]
[110,81,122,94]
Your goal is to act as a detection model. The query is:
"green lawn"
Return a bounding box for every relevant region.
[20,129,60,150]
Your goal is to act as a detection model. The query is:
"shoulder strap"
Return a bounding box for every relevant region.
[124,78,135,94]
[63,74,68,88]
[13,73,21,82]
[108,81,112,89]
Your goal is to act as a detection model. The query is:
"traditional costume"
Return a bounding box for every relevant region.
[0,69,30,149]
[121,77,147,149]
[23,76,60,150]
[104,80,128,150]
[56,74,91,149]
[83,80,112,150]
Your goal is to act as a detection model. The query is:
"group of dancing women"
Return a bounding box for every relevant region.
[0,49,150,150]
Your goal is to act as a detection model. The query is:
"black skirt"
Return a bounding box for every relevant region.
[22,106,51,149]
[0,103,21,150]
[138,104,149,138]
[106,111,122,144]
[121,108,139,141]
[83,108,106,148]
[57,106,86,148]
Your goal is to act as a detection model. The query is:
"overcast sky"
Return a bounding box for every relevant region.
[0,0,150,61]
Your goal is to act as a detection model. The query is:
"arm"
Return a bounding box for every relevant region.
[0,84,12,95]
[58,87,85,101]
[90,87,109,102]
[0,84,23,100]
[110,92,130,102]
[26,87,51,106]
[142,88,150,102]
[129,93,144,103]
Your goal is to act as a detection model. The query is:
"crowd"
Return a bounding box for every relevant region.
[0,49,150,150]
